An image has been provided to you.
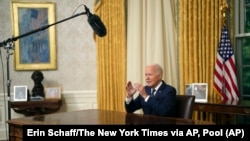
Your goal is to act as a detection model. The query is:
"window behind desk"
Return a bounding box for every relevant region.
[234,0,250,124]
[234,0,250,100]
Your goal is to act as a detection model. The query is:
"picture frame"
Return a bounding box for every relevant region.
[185,83,208,102]
[45,87,61,99]
[13,85,28,101]
[11,2,57,70]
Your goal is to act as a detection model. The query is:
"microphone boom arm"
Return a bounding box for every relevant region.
[0,11,87,47]
[0,10,87,121]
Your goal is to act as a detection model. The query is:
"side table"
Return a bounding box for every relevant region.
[10,99,62,116]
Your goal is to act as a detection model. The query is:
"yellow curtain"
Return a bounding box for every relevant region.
[178,0,234,121]
[94,0,126,112]
[178,0,233,100]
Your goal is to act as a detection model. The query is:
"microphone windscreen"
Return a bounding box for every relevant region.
[88,14,107,37]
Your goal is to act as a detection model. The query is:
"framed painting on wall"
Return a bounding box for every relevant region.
[11,1,57,70]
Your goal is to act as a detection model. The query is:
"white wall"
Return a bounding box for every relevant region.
[0,91,97,140]
[0,0,97,92]
[0,0,98,140]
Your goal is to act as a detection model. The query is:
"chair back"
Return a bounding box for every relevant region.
[175,95,195,119]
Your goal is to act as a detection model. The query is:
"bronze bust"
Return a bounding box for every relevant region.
[31,70,44,97]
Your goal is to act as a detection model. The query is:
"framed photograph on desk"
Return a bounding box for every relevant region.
[45,87,61,99]
[13,85,28,101]
[185,83,208,102]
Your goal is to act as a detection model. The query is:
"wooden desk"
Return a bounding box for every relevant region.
[193,99,250,123]
[7,109,214,140]
[194,99,250,115]
[10,99,62,116]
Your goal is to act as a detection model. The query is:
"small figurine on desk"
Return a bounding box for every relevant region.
[31,70,45,100]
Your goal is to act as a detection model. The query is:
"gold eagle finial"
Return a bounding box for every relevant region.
[220,1,228,26]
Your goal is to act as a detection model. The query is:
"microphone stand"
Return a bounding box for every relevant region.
[0,11,87,121]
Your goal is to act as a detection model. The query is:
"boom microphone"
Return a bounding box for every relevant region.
[84,5,107,37]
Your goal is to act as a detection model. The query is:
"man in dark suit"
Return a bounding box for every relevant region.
[125,63,176,117]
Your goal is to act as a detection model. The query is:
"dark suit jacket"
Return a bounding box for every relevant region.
[125,80,176,117]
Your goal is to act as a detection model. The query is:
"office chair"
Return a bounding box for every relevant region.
[175,95,195,119]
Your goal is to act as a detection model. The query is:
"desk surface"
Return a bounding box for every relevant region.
[7,109,214,125]
[194,99,250,116]
[196,99,250,107]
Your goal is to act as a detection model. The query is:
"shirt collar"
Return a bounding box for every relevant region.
[153,81,162,92]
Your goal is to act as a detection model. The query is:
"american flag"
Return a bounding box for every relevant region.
[214,26,239,100]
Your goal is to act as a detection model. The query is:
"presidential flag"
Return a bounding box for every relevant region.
[214,26,239,100]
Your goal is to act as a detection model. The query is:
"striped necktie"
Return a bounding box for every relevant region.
[151,89,156,97]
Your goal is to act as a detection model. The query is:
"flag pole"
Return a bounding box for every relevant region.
[219,1,229,99]
[214,1,239,101]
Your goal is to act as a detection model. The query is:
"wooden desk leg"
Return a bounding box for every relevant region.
[197,111,206,121]
[9,124,23,141]
[196,111,200,120]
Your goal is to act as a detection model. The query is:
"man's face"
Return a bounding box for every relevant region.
[145,66,162,88]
